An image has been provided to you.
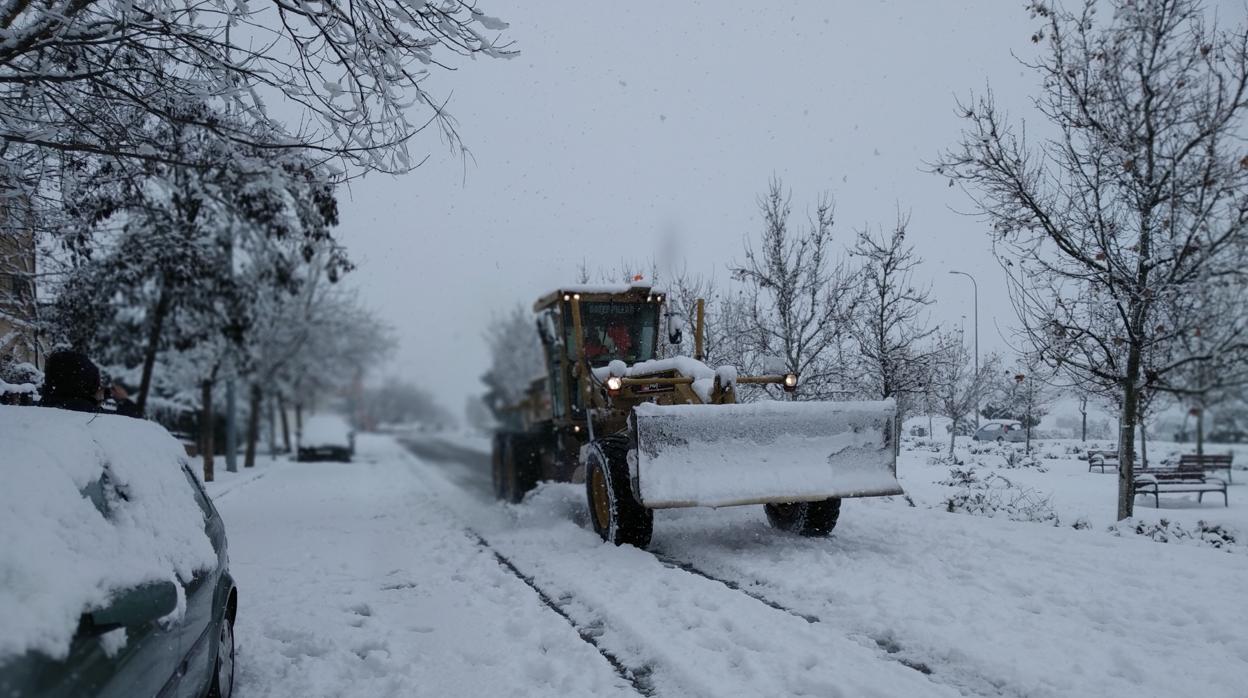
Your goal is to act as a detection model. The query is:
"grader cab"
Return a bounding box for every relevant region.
[491,283,902,548]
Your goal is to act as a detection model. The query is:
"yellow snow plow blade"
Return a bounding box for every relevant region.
[631,399,903,509]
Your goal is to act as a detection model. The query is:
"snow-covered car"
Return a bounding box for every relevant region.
[0,405,237,698]
[297,413,355,462]
[972,420,1027,443]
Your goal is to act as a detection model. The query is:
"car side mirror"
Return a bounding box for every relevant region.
[86,580,179,633]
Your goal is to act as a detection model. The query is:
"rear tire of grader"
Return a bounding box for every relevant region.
[493,433,539,504]
[764,498,841,536]
[490,434,507,499]
[585,436,653,548]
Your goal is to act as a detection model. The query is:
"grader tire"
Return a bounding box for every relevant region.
[585,436,653,548]
[764,498,841,537]
[500,434,540,504]
[490,434,507,500]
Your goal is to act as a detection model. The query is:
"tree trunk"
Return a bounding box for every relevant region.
[1139,414,1148,469]
[136,287,172,416]
[267,394,277,456]
[279,396,291,453]
[1080,398,1087,442]
[1117,350,1143,521]
[1196,409,1205,457]
[295,402,303,448]
[201,379,215,482]
[948,418,957,457]
[244,384,261,468]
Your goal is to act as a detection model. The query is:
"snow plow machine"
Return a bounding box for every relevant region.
[490,283,903,548]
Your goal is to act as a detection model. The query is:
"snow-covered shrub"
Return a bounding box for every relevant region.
[939,467,1060,525]
[1000,450,1049,472]
[927,452,964,467]
[937,464,980,487]
[1071,517,1092,530]
[1108,518,1240,552]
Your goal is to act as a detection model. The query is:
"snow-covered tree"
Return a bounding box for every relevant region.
[849,211,939,422]
[47,114,344,416]
[936,0,1248,519]
[1151,276,1248,455]
[930,333,999,457]
[358,381,452,430]
[0,0,514,180]
[663,268,751,372]
[986,353,1055,453]
[730,178,859,400]
[481,304,543,424]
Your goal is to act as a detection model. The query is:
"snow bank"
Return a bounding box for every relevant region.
[633,400,902,507]
[0,406,215,662]
[300,414,353,448]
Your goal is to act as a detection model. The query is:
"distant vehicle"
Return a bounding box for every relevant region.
[972,420,1027,443]
[0,406,237,698]
[298,413,355,462]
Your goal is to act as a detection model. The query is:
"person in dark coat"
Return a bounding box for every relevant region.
[39,350,142,417]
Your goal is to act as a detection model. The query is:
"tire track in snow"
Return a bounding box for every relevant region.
[399,437,961,697]
[649,550,940,678]
[394,443,653,696]
[648,547,1026,698]
[466,529,656,697]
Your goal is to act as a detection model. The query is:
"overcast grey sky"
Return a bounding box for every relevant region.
[330,1,1242,414]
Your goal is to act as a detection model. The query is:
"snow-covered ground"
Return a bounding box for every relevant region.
[202,433,1248,697]
[901,436,1248,536]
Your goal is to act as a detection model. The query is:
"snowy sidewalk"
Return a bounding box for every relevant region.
[208,439,634,698]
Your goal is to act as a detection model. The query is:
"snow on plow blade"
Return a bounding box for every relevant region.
[631,400,903,509]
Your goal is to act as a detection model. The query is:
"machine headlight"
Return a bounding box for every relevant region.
[606,376,623,393]
[782,373,799,391]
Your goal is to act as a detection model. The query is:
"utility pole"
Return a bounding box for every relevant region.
[949,270,979,428]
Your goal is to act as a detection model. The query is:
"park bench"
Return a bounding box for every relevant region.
[1178,453,1234,485]
[1087,450,1119,472]
[1133,462,1227,508]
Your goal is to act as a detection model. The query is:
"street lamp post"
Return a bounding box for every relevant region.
[949,270,979,428]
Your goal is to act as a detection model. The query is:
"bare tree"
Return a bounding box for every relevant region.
[930,334,1000,457]
[1151,274,1248,454]
[0,1,515,178]
[663,266,752,371]
[849,211,939,426]
[936,0,1248,519]
[731,178,859,400]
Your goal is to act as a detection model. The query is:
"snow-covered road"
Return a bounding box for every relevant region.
[208,434,1248,698]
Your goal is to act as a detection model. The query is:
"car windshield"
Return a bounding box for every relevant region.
[567,302,658,367]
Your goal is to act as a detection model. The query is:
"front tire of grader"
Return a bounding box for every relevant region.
[585,437,653,548]
[764,498,842,537]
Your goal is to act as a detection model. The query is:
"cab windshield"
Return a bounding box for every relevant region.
[568,302,658,367]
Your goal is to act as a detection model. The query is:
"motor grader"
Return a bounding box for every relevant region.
[491,283,902,548]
